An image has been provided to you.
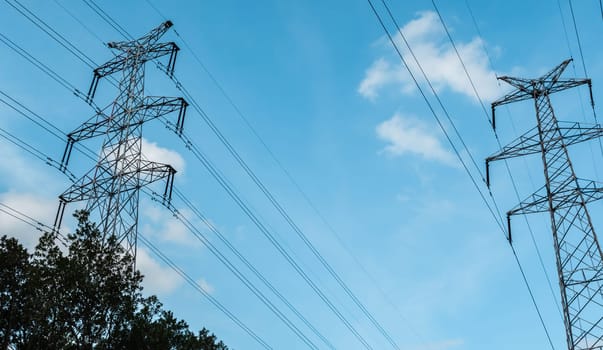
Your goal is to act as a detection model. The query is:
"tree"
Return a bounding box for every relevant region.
[0,236,29,349]
[0,211,228,350]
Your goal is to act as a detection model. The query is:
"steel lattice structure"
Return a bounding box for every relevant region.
[53,21,187,260]
[487,59,603,350]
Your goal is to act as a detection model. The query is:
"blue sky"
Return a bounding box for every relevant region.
[2,0,603,349]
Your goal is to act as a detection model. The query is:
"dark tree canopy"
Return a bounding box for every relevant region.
[0,211,228,350]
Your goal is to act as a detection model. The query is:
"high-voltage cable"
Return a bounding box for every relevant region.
[143,1,423,341]
[437,0,565,322]
[59,0,398,348]
[366,1,558,348]
[0,103,276,350]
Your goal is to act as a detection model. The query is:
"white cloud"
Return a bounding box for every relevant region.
[142,138,185,174]
[196,277,215,295]
[358,11,498,102]
[376,113,456,165]
[359,58,408,100]
[0,192,57,251]
[141,201,201,247]
[136,247,182,295]
[0,140,64,192]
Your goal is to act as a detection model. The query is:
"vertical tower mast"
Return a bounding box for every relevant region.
[487,59,603,350]
[53,21,187,261]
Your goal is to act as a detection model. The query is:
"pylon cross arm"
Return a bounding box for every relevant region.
[140,96,187,134]
[508,179,603,217]
[107,20,173,51]
[507,185,550,217]
[492,84,534,109]
[63,96,186,162]
[487,122,603,163]
[66,109,111,143]
[95,42,178,78]
[486,122,603,186]
[59,161,175,203]
[492,78,590,108]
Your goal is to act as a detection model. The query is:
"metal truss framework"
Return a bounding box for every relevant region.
[53,21,187,260]
[487,59,603,350]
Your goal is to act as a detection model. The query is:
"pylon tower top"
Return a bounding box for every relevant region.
[487,59,603,350]
[54,21,187,261]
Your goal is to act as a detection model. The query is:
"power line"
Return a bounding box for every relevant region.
[162,120,375,349]
[0,90,98,162]
[437,0,564,322]
[380,2,496,193]
[0,32,104,113]
[81,0,132,40]
[162,66,395,349]
[462,0,496,77]
[0,126,76,182]
[366,0,505,233]
[0,117,275,350]
[567,0,588,78]
[3,0,121,88]
[0,202,50,233]
[146,190,322,350]
[22,4,345,346]
[0,33,80,99]
[142,2,423,342]
[558,0,603,166]
[0,201,69,247]
[1,12,286,349]
[172,188,337,350]
[0,193,273,349]
[2,14,332,348]
[366,1,557,349]
[137,234,274,350]
[4,0,96,69]
[0,15,317,345]
[52,0,105,45]
[430,0,490,125]
[81,2,399,347]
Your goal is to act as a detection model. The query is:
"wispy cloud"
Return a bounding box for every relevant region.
[359,11,498,102]
[0,191,56,250]
[0,136,188,297]
[141,201,202,247]
[137,247,183,296]
[376,113,456,165]
[196,277,215,295]
[142,138,185,174]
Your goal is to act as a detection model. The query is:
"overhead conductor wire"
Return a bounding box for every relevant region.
[439,0,564,322]
[0,94,274,350]
[558,0,603,171]
[367,0,556,349]
[0,6,276,346]
[84,1,400,348]
[143,0,425,343]
[51,2,345,348]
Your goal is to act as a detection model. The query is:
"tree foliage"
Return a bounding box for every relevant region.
[0,211,228,350]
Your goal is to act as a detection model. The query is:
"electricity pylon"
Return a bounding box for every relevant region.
[53,21,188,261]
[486,59,603,350]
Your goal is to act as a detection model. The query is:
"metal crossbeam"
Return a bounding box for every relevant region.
[488,59,603,350]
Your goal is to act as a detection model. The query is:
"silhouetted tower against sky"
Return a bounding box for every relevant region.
[486,59,603,350]
[53,21,187,261]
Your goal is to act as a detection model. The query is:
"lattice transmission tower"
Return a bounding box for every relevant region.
[53,21,187,260]
[486,59,603,350]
